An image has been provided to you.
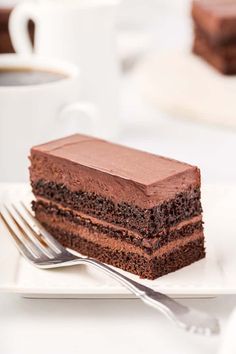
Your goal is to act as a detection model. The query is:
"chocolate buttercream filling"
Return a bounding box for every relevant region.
[33,199,203,254]
[37,212,203,259]
[34,200,204,257]
[42,223,205,279]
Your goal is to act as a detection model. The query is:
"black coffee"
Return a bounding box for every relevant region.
[0,68,68,86]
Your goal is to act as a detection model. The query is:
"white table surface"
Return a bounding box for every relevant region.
[1,294,236,354]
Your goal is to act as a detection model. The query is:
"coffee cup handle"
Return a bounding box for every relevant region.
[9,2,38,54]
[58,102,100,136]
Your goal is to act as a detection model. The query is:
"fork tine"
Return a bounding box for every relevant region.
[0,208,39,261]
[0,197,220,336]
[8,203,54,259]
[20,200,63,253]
[20,200,64,254]
[178,310,220,336]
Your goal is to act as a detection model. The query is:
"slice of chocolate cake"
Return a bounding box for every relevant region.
[192,0,236,75]
[30,134,205,279]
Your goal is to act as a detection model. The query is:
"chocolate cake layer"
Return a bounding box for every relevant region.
[192,1,236,45]
[30,134,205,279]
[194,25,236,52]
[35,205,203,257]
[40,223,205,279]
[193,30,236,74]
[33,199,203,255]
[192,1,236,74]
[30,134,200,209]
[32,180,202,237]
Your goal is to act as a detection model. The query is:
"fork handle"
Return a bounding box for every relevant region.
[70,257,188,328]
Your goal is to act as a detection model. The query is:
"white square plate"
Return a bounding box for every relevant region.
[0,183,235,298]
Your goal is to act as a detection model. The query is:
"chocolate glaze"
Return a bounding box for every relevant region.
[30,134,200,208]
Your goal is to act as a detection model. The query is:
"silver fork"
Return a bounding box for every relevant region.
[0,200,220,336]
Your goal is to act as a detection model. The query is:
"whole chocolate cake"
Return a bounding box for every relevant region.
[192,0,236,75]
[30,134,205,279]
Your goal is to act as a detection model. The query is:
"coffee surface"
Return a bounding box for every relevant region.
[0,68,67,86]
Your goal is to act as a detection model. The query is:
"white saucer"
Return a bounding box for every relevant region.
[0,183,235,299]
[135,50,236,129]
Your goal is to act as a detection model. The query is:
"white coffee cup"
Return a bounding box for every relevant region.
[9,0,121,138]
[0,54,98,182]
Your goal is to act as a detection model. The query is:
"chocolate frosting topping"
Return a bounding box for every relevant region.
[31,134,200,208]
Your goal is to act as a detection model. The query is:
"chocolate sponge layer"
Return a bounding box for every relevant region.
[32,180,202,237]
[39,223,205,279]
[33,199,203,255]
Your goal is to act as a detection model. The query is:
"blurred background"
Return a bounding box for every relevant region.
[0,0,235,185]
